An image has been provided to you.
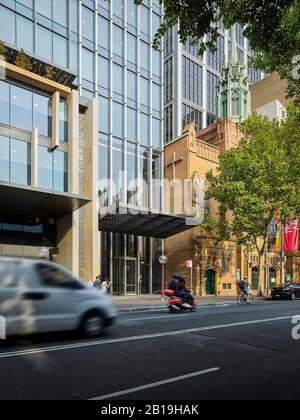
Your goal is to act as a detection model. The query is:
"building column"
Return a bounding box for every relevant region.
[52,91,60,150]
[56,90,80,277]
[31,128,39,187]
[83,98,100,282]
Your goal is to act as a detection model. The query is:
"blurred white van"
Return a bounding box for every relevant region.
[0,258,117,338]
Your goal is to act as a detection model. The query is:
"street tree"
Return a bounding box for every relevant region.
[134,0,300,103]
[205,110,300,292]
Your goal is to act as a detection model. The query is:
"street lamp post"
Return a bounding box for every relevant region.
[195,249,203,297]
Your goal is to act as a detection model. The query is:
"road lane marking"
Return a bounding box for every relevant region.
[89,368,220,400]
[0,315,294,360]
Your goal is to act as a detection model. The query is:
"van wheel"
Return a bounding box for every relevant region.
[81,312,105,338]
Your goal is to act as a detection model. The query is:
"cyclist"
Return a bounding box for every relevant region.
[238,277,251,299]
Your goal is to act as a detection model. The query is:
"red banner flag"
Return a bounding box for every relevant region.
[284,220,299,253]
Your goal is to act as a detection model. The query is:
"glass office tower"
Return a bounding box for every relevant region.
[164,23,265,143]
[0,0,163,295]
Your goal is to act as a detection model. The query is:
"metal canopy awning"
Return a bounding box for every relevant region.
[0,182,90,220]
[99,203,199,239]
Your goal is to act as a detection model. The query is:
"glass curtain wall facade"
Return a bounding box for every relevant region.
[97,0,163,295]
[0,0,163,295]
[164,23,265,143]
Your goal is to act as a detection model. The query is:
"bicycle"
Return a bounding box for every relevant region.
[237,292,254,305]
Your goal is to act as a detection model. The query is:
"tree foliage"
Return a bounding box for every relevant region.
[205,109,300,256]
[134,0,300,102]
[14,49,33,71]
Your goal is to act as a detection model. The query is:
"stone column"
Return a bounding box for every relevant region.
[83,98,100,282]
[31,128,39,187]
[56,90,80,276]
[52,91,60,150]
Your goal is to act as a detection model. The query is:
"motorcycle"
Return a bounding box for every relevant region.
[164,289,197,313]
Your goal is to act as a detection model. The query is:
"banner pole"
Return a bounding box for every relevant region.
[281,221,285,285]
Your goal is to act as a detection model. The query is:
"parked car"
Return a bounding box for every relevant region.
[0,257,117,338]
[271,283,300,300]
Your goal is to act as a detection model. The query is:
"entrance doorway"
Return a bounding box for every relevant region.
[251,267,259,290]
[206,269,216,295]
[269,268,277,289]
[114,258,138,296]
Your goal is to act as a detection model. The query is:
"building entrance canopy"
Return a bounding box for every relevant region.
[0,182,90,220]
[99,203,199,239]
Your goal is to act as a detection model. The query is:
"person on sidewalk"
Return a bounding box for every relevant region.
[93,274,102,289]
[100,278,111,294]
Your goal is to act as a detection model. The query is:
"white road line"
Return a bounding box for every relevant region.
[0,315,294,360]
[89,368,220,401]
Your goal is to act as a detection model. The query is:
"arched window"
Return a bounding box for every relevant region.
[243,92,248,115]
[222,93,227,117]
[231,90,239,115]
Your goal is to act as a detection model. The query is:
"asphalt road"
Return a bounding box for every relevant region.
[1,300,300,400]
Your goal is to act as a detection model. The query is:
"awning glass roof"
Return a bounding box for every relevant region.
[0,182,90,220]
[99,204,199,239]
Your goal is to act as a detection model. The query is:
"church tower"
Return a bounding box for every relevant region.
[217,25,251,123]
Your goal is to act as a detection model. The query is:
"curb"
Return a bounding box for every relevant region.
[116,301,238,314]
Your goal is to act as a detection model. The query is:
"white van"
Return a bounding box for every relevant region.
[0,258,117,338]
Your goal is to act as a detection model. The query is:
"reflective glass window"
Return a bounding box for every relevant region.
[113,102,124,138]
[140,113,149,146]
[140,42,149,70]
[38,146,52,189]
[127,1,137,28]
[127,34,137,64]
[98,56,109,90]
[53,34,68,69]
[10,85,33,132]
[113,25,124,58]
[82,6,95,42]
[10,139,30,185]
[127,71,137,102]
[36,0,52,19]
[99,136,109,207]
[0,81,9,126]
[113,0,124,19]
[99,96,109,134]
[152,118,161,149]
[17,15,33,53]
[113,64,123,96]
[127,143,137,204]
[98,17,109,51]
[33,93,52,137]
[0,6,16,45]
[36,25,52,62]
[127,108,137,142]
[152,83,161,112]
[82,48,94,82]
[53,0,67,27]
[152,50,161,77]
[60,99,68,142]
[0,136,9,182]
[54,150,67,192]
[112,139,123,202]
[140,5,149,36]
[140,78,149,107]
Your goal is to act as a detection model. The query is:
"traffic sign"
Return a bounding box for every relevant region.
[186,260,193,268]
[159,255,168,265]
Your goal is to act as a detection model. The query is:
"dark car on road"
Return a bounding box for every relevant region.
[271,284,300,300]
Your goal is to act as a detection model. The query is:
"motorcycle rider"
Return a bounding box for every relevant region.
[168,274,192,308]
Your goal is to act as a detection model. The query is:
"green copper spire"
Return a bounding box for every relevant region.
[231,23,238,65]
[216,25,251,124]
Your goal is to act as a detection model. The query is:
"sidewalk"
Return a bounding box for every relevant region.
[111,294,245,313]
